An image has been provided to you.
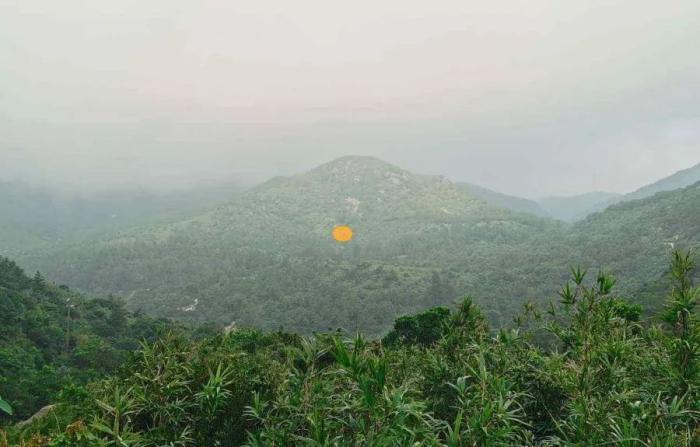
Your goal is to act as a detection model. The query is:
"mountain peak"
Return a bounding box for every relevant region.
[313,155,400,173]
[302,155,415,186]
[249,154,470,218]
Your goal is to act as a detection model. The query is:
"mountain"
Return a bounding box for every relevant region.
[625,162,700,201]
[537,191,621,222]
[539,161,700,221]
[568,180,700,302]
[19,156,561,335]
[457,182,549,217]
[14,157,700,335]
[479,180,700,317]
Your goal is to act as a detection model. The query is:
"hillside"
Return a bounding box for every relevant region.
[525,181,700,311]
[0,257,177,422]
[626,162,700,201]
[541,161,700,221]
[20,156,562,334]
[14,157,700,335]
[567,180,700,303]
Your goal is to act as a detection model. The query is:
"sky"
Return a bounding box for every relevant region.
[1,0,699,197]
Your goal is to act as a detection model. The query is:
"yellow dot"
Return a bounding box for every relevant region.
[332,225,353,243]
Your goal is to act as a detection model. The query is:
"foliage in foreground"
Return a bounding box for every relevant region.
[0,257,181,423]
[3,250,700,446]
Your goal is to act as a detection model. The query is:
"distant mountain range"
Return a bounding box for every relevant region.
[458,161,700,222]
[3,156,699,335]
[625,162,700,201]
[536,162,700,221]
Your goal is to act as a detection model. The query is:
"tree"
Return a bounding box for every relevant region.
[662,249,700,388]
[383,306,451,346]
[31,271,46,293]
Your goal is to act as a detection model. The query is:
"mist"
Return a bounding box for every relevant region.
[1,0,699,197]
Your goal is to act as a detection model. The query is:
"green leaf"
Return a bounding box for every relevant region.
[0,396,13,415]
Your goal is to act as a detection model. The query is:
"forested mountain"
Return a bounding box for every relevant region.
[581,161,700,218]
[625,162,700,201]
[568,181,700,308]
[457,182,549,217]
[507,180,700,304]
[2,162,700,445]
[10,157,700,336]
[539,161,700,221]
[16,156,562,334]
[0,257,178,422]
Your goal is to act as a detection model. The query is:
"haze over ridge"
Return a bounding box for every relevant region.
[2,0,700,196]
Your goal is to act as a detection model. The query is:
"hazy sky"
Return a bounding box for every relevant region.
[1,0,699,197]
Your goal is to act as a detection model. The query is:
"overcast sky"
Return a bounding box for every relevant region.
[1,0,699,197]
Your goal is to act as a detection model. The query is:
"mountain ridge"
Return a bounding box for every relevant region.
[539,161,700,221]
[8,157,700,335]
[17,156,559,333]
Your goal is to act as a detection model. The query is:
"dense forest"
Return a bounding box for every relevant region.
[1,250,698,445]
[11,157,700,335]
[2,157,699,445]
[0,257,194,423]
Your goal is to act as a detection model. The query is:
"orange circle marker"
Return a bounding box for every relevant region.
[332,225,353,243]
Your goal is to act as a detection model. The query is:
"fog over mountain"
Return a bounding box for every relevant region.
[2,0,700,196]
[4,3,700,442]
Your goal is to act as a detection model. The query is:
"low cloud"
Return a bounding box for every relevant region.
[1,0,699,196]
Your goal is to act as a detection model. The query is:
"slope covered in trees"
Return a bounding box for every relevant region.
[0,257,178,422]
[539,161,700,221]
[14,158,700,335]
[624,162,700,202]
[568,182,700,298]
[3,251,699,446]
[19,156,563,333]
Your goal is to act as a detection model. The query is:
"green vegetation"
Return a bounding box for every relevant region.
[0,399,10,417]
[2,250,699,445]
[538,161,700,221]
[12,156,563,334]
[14,157,699,336]
[624,162,700,202]
[0,257,179,424]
